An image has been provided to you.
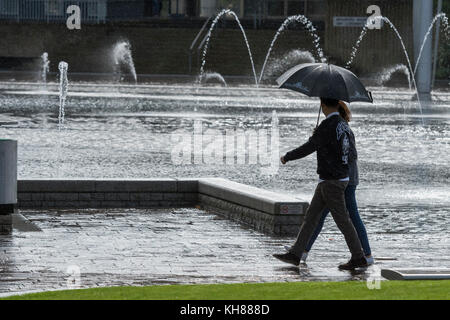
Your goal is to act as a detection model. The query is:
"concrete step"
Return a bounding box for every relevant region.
[381,268,450,280]
[198,177,308,216]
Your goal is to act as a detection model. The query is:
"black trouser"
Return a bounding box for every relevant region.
[290,180,365,260]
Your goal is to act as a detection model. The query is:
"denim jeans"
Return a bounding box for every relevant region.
[305,184,372,256]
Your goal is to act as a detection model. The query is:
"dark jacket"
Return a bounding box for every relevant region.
[284,114,357,181]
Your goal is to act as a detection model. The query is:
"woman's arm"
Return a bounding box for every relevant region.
[283,138,317,162]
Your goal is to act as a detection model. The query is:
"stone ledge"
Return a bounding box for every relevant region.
[198,178,308,216]
[18,178,199,193]
[16,178,307,235]
[18,199,196,209]
[381,269,450,280]
[18,179,96,192]
[199,194,303,236]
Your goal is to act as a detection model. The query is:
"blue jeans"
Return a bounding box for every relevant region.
[305,184,372,256]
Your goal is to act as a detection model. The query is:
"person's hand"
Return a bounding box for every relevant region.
[280,156,287,164]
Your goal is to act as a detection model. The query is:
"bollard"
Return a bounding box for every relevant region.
[0,139,17,215]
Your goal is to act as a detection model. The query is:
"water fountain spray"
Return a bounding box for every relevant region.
[259,15,325,84]
[346,26,369,70]
[413,13,449,76]
[377,16,424,121]
[261,49,315,81]
[58,61,69,131]
[112,41,137,83]
[347,13,449,77]
[199,72,227,87]
[346,16,424,123]
[199,9,258,86]
[377,64,412,89]
[41,52,50,86]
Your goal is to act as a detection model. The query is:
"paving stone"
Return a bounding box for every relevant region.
[95,179,177,192]
[17,193,32,201]
[137,201,163,208]
[31,193,45,201]
[129,193,151,201]
[176,179,199,193]
[90,193,105,201]
[78,194,92,201]
[1,208,446,297]
[100,201,127,208]
[18,180,96,193]
[163,193,185,200]
[18,202,41,208]
[183,193,198,201]
[45,193,79,201]
[116,193,130,201]
[148,193,164,201]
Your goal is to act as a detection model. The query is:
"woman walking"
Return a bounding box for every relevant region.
[292,101,373,265]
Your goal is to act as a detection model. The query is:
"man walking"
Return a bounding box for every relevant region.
[273,97,368,270]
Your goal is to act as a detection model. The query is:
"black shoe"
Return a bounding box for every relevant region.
[273,252,300,266]
[338,257,368,270]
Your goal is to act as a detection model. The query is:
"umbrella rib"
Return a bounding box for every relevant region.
[336,72,350,103]
[307,65,326,96]
[276,63,318,86]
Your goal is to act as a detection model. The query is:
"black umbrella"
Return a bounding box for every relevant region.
[276,63,373,126]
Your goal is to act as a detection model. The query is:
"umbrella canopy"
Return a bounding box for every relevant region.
[276,63,373,103]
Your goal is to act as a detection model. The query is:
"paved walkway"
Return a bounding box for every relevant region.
[0,208,447,296]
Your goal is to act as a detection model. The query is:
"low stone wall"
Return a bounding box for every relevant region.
[199,194,305,236]
[16,178,308,236]
[198,178,307,236]
[18,178,198,209]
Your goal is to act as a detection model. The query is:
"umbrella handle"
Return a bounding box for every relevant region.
[315,105,321,129]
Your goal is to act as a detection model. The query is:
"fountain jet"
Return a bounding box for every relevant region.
[346,16,425,123]
[376,64,412,89]
[112,41,137,83]
[41,52,50,86]
[199,9,258,86]
[198,72,227,87]
[413,13,449,76]
[261,49,315,81]
[58,62,69,131]
[259,15,325,84]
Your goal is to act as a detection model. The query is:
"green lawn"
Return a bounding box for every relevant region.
[2,280,449,300]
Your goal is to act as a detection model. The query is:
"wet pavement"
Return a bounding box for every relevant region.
[0,83,448,295]
[1,208,448,296]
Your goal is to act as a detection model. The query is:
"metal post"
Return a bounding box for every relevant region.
[432,0,442,89]
[413,0,433,101]
[0,140,17,215]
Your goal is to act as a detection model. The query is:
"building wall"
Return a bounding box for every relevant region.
[0,0,418,78]
[325,0,414,75]
[0,21,324,77]
[0,0,108,23]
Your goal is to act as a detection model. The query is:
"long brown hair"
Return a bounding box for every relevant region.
[338,101,352,123]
